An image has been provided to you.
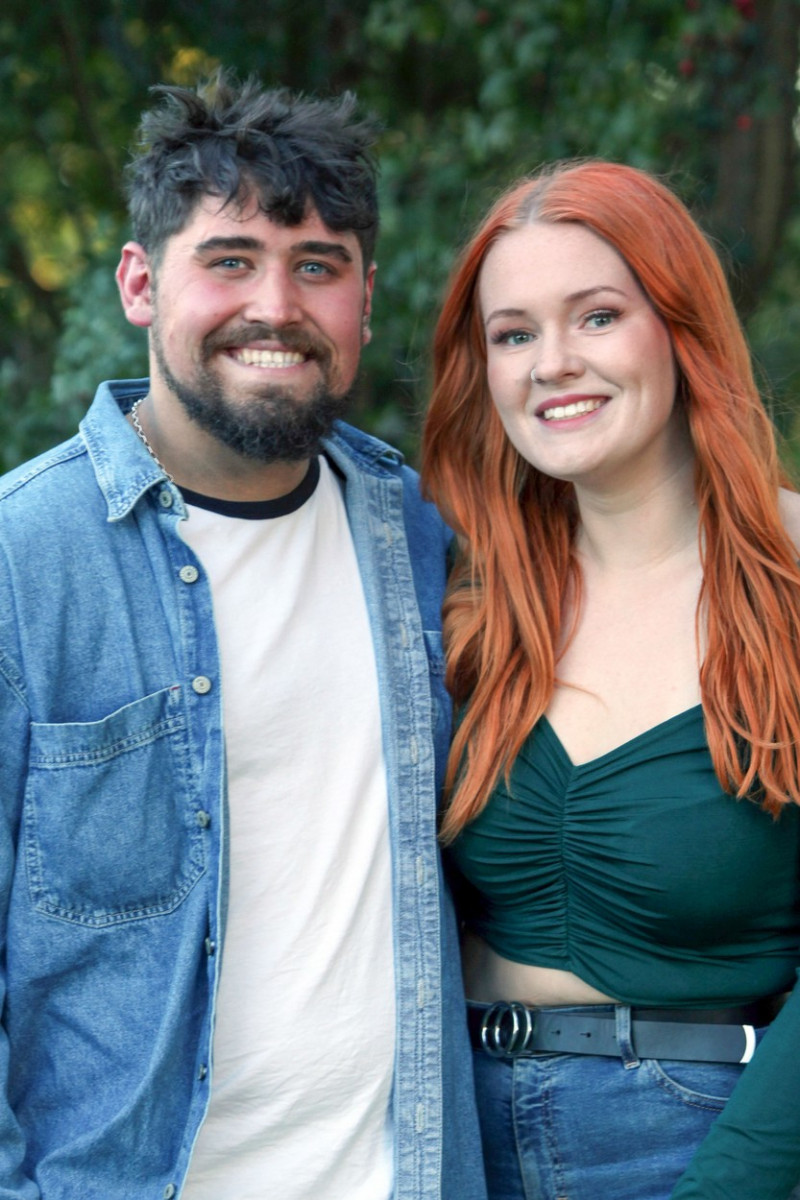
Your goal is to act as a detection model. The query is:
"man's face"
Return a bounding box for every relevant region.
[120,195,375,463]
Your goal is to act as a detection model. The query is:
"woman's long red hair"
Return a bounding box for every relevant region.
[421,160,800,842]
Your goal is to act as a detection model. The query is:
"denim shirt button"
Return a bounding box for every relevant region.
[158,489,174,509]
[198,1063,208,1081]
[179,565,199,584]
[192,676,212,695]
[196,810,211,829]
[204,937,216,956]
[163,1186,177,1199]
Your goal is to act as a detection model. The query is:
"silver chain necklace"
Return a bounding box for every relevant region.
[130,398,175,485]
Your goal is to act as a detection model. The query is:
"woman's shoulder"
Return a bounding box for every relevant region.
[778,487,800,554]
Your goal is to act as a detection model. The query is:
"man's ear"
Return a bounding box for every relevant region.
[116,242,155,329]
[362,261,377,346]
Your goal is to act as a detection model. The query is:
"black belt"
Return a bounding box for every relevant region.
[468,995,788,1065]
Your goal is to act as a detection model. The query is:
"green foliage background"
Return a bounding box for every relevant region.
[1,0,799,468]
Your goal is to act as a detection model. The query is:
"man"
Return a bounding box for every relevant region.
[0,72,485,1200]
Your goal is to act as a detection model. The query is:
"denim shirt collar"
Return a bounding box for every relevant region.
[80,379,166,521]
[80,378,406,521]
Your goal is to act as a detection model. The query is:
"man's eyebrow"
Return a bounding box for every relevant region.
[194,236,264,254]
[193,236,354,264]
[293,240,354,263]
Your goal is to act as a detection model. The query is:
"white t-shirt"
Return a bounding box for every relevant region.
[179,457,394,1200]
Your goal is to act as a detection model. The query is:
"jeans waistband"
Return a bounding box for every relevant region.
[467,995,788,1065]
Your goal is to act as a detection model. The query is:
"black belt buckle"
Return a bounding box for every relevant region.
[479,1001,536,1058]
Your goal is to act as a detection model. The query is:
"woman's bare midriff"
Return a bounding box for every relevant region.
[462,930,617,1006]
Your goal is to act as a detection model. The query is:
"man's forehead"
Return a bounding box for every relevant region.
[177,193,361,257]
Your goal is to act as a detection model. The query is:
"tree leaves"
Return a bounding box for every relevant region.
[1,0,798,467]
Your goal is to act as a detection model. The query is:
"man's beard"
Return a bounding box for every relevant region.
[151,320,352,463]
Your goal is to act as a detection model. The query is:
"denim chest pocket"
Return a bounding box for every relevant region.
[24,685,206,927]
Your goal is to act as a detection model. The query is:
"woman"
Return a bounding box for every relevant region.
[421,160,800,1200]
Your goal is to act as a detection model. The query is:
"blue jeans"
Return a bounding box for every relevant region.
[471,1003,781,1200]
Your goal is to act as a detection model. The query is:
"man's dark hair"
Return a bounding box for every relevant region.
[123,69,380,271]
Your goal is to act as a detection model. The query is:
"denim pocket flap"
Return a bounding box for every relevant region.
[25,685,205,927]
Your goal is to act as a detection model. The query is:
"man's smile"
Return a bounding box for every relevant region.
[233,348,308,368]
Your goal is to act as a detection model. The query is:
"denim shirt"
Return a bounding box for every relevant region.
[0,380,486,1200]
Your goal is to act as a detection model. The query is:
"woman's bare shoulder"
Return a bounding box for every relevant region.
[779,487,800,553]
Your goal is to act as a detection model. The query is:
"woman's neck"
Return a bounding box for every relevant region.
[574,452,699,573]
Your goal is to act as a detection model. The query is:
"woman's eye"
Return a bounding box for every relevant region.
[585,309,619,329]
[490,329,533,346]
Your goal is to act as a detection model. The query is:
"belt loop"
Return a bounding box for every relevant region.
[615,1005,640,1069]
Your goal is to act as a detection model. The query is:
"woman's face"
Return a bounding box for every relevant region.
[479,220,686,494]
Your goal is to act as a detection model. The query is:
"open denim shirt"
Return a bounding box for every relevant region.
[0,380,486,1200]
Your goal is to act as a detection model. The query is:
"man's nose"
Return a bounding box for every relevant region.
[241,269,304,327]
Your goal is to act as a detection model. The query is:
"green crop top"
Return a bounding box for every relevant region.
[448,704,800,1197]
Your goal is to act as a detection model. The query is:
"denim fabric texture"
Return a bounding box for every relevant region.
[470,1003,800,1200]
[0,380,487,1200]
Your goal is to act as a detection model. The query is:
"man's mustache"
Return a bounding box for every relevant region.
[201,324,333,365]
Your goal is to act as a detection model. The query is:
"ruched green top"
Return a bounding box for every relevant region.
[448,704,800,1196]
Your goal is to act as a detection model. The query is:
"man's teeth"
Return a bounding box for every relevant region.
[541,399,603,421]
[235,349,306,367]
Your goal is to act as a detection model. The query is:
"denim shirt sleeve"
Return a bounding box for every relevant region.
[0,387,224,1200]
[0,613,41,1196]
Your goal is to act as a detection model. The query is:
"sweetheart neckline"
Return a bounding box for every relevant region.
[540,703,704,769]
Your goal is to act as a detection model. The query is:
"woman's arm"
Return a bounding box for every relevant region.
[670,976,800,1197]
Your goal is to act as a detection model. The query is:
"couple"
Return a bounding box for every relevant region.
[1,70,799,1200]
